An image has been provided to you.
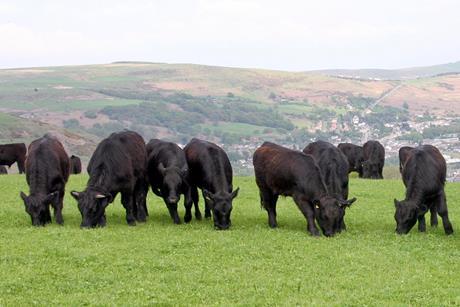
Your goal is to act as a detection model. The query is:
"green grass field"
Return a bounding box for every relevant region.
[1,175,459,305]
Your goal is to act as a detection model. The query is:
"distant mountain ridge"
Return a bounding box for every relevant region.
[311,61,460,80]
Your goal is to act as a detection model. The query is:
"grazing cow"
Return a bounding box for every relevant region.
[0,143,27,173]
[20,135,70,226]
[71,131,148,228]
[70,155,82,174]
[0,165,7,174]
[362,140,385,179]
[394,145,453,235]
[184,138,239,230]
[146,139,193,224]
[303,140,356,231]
[398,146,414,173]
[253,142,356,237]
[398,145,438,226]
[337,143,364,177]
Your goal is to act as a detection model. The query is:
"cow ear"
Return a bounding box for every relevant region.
[339,197,357,208]
[44,191,59,203]
[95,193,112,207]
[20,191,28,202]
[231,187,240,200]
[152,188,162,197]
[71,191,80,201]
[312,199,321,209]
[100,197,111,208]
[158,163,166,175]
[417,204,428,216]
[203,189,214,203]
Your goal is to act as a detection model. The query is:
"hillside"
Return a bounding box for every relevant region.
[0,62,459,173]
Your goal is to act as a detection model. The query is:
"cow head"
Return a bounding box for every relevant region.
[71,190,112,228]
[158,163,187,205]
[203,187,239,230]
[394,199,425,234]
[20,191,57,226]
[362,161,382,179]
[313,196,357,236]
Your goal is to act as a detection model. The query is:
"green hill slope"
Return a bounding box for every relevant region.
[0,62,459,170]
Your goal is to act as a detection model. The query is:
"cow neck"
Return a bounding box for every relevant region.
[28,161,48,195]
[87,166,111,195]
[405,186,423,206]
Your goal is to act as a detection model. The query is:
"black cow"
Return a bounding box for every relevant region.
[0,143,27,173]
[71,131,148,228]
[184,138,239,230]
[398,146,414,173]
[394,145,453,235]
[20,135,70,226]
[362,140,385,179]
[253,142,356,237]
[337,143,364,177]
[0,165,7,174]
[398,145,438,227]
[303,140,356,231]
[146,139,193,224]
[70,155,82,174]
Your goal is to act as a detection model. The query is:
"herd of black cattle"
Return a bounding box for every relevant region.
[0,130,454,236]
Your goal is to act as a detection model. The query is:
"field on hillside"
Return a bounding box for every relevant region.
[1,63,460,158]
[1,175,459,305]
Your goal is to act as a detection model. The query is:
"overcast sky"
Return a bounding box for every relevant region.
[1,0,459,70]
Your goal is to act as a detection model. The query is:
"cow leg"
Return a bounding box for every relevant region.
[52,191,64,225]
[17,157,25,174]
[44,207,52,225]
[436,191,453,235]
[260,189,278,228]
[417,215,426,232]
[202,190,212,219]
[165,201,181,224]
[339,189,349,232]
[430,206,438,227]
[184,187,194,223]
[293,196,320,236]
[121,191,136,226]
[98,214,107,227]
[190,185,202,220]
[133,179,148,222]
[339,218,347,232]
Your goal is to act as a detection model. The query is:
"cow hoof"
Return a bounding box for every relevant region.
[445,228,454,235]
[269,223,278,228]
[128,221,136,226]
[173,219,181,225]
[195,212,202,220]
[184,214,192,223]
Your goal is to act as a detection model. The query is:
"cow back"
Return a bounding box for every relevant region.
[253,142,327,198]
[25,136,70,194]
[184,138,232,193]
[87,131,146,191]
[402,145,446,198]
[304,141,349,199]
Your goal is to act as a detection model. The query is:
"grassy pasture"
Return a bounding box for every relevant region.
[1,175,459,305]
